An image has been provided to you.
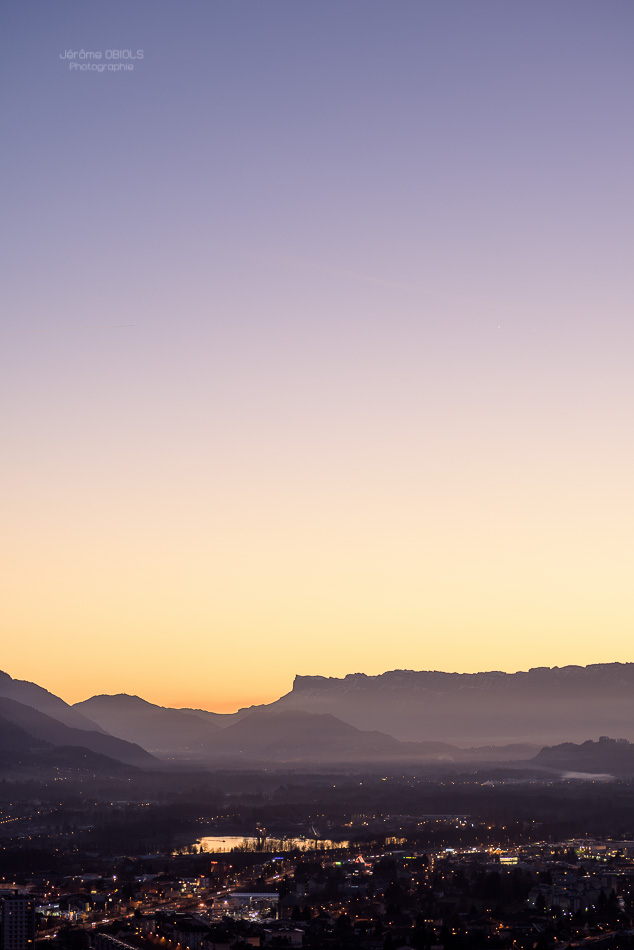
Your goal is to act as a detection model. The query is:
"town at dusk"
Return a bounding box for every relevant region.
[2,3,634,950]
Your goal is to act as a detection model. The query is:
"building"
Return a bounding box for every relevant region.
[0,893,35,950]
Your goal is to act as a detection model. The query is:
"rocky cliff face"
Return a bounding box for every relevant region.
[290,664,634,695]
[265,664,634,745]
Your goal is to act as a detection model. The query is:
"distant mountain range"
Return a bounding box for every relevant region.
[263,665,634,746]
[0,669,106,732]
[533,736,634,776]
[0,672,155,775]
[0,712,143,779]
[3,663,634,773]
[74,699,514,765]
[0,696,154,767]
[74,694,222,752]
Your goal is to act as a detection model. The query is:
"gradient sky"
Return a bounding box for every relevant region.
[2,1,634,711]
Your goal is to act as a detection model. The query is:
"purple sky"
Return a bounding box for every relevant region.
[2,1,634,709]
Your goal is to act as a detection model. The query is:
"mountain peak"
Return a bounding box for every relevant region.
[82,693,158,709]
[0,669,108,733]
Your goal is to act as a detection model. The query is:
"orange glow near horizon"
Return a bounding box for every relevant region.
[3,2,634,709]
